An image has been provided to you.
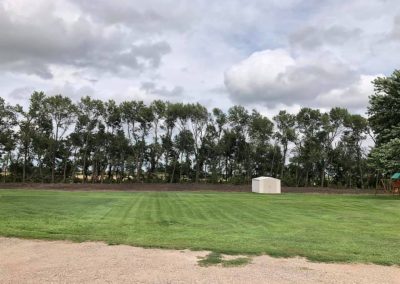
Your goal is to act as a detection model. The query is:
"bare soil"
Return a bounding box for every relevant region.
[0,237,399,284]
[0,182,382,194]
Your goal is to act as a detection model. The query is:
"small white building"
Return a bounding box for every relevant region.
[252,176,281,194]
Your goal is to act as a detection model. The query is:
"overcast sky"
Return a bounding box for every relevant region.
[1,0,399,116]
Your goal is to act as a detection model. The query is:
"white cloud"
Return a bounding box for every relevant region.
[225,49,361,108]
[0,0,171,79]
[315,75,379,111]
[1,0,400,114]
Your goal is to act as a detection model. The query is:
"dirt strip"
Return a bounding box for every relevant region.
[0,237,399,284]
[0,182,382,194]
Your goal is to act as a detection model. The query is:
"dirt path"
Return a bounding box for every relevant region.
[0,238,399,284]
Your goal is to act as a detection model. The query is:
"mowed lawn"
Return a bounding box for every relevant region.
[0,190,399,265]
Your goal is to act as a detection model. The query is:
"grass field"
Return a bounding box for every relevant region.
[0,190,399,265]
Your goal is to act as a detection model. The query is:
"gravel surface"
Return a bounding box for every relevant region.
[1,237,399,284]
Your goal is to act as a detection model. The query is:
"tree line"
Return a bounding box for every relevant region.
[0,70,399,188]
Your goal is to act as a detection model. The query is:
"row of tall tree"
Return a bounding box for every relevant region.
[0,70,399,187]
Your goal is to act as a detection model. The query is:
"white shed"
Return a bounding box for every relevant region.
[252,176,281,194]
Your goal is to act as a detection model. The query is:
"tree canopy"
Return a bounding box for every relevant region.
[0,92,377,188]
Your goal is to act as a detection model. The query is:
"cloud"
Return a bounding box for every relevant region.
[0,1,171,79]
[140,82,184,98]
[224,49,361,108]
[8,86,35,101]
[314,75,379,110]
[1,0,400,115]
[69,0,197,32]
[390,15,400,40]
[289,26,362,51]
[47,83,95,100]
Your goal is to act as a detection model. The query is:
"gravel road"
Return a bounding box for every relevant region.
[0,238,399,284]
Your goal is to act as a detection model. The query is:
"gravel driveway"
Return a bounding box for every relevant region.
[0,237,399,284]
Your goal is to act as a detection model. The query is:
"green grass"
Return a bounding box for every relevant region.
[0,190,399,265]
[198,252,251,267]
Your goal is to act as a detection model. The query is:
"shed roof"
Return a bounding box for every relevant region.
[252,176,278,180]
[391,173,400,180]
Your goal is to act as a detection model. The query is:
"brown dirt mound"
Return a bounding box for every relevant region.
[0,182,381,194]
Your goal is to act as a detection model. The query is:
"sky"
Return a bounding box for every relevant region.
[1,0,400,117]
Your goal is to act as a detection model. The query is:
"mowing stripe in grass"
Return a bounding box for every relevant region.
[0,190,399,265]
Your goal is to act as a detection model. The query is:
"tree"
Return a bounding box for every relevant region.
[318,108,348,186]
[249,110,274,179]
[148,100,165,178]
[228,106,250,182]
[73,96,104,183]
[368,70,400,145]
[0,93,376,187]
[369,138,400,175]
[121,101,154,181]
[189,103,208,182]
[273,110,296,180]
[367,70,400,182]
[295,108,323,186]
[343,114,368,188]
[17,92,52,182]
[0,97,17,182]
[46,95,76,182]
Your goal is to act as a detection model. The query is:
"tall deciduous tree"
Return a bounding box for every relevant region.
[368,70,400,145]
[0,97,17,182]
[273,110,296,179]
[46,95,76,182]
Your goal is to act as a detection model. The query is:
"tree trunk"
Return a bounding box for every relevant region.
[305,168,309,187]
[52,125,59,183]
[280,144,287,179]
[82,145,89,184]
[63,160,67,183]
[22,147,27,183]
[320,160,325,187]
[170,157,177,183]
[195,154,200,183]
[71,148,78,182]
[179,152,183,182]
[271,144,276,177]
[3,152,9,183]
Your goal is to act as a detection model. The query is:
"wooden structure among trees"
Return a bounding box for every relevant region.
[391,173,400,194]
[377,173,400,195]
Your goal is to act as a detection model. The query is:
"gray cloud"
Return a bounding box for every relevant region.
[390,15,400,40]
[9,86,35,101]
[1,0,400,114]
[69,0,196,32]
[9,83,95,103]
[0,2,171,79]
[289,26,362,50]
[224,49,361,108]
[140,82,183,98]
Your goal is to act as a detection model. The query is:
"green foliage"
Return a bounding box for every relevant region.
[0,91,376,187]
[198,252,223,266]
[367,70,400,175]
[222,257,252,267]
[198,252,252,267]
[369,138,400,174]
[368,70,400,145]
[0,190,399,265]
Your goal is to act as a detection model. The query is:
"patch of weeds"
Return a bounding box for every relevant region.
[107,241,121,246]
[198,252,251,267]
[222,257,251,267]
[198,252,223,266]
